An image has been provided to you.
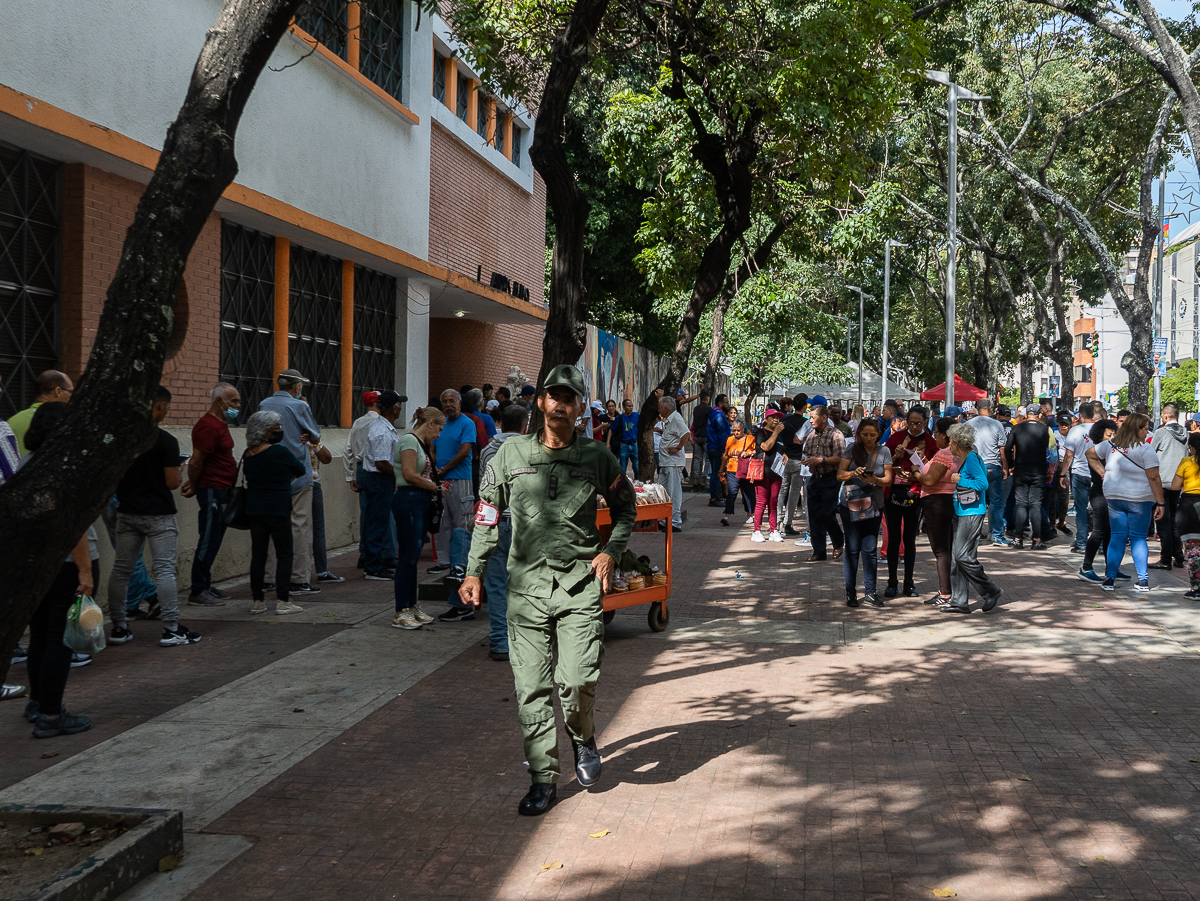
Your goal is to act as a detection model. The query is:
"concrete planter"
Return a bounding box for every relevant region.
[1,805,182,901]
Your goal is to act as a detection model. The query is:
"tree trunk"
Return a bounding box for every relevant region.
[529,0,612,409]
[0,0,306,685]
[1020,355,1036,405]
[703,291,733,398]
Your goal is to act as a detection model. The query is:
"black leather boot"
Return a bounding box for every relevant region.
[573,737,602,786]
[518,782,557,816]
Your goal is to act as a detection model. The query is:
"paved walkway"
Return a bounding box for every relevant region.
[4,488,1200,900]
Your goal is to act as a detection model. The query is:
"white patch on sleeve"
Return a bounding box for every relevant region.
[474,501,500,527]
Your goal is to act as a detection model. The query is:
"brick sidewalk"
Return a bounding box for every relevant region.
[179,493,1200,901]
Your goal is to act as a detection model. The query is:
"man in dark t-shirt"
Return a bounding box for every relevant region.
[107,386,200,648]
[1004,414,1051,548]
[689,391,713,488]
[182,381,240,604]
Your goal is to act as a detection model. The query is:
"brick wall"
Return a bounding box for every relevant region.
[427,120,547,305]
[427,318,543,399]
[58,164,221,425]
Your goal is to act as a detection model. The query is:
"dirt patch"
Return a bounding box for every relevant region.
[0,813,131,900]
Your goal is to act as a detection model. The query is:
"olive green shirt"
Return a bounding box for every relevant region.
[466,431,637,598]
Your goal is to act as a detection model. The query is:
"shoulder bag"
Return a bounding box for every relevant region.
[222,456,249,530]
[746,453,765,482]
[845,450,884,522]
[955,452,983,508]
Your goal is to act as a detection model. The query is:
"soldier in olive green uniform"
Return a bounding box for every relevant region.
[462,365,637,816]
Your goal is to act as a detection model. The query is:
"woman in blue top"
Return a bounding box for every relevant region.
[940,422,1003,614]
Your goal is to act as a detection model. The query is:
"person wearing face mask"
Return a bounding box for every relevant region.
[883,406,938,597]
[181,382,242,605]
[242,411,308,615]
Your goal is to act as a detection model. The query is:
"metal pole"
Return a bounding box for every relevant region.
[945,84,958,409]
[858,290,865,406]
[1153,159,1165,422]
[883,243,892,406]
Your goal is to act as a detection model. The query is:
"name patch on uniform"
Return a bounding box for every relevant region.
[474,501,500,527]
[570,469,591,480]
[509,467,536,476]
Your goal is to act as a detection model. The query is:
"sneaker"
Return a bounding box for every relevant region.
[783,526,801,537]
[745,517,754,525]
[32,708,92,739]
[109,626,134,644]
[437,606,476,622]
[720,516,729,526]
[1185,588,1200,600]
[275,601,304,615]
[69,653,91,668]
[392,608,423,630]
[863,594,884,608]
[1077,568,1104,583]
[188,591,225,607]
[1102,579,1115,592]
[1010,540,1024,550]
[1,683,26,701]
[206,586,231,600]
[489,649,510,662]
[793,534,811,547]
[289,583,321,594]
[11,646,27,666]
[991,538,1010,548]
[160,624,201,646]
[412,605,435,624]
[768,530,783,542]
[1069,545,1085,554]
[250,599,267,615]
[1031,541,1048,550]
[751,531,766,543]
[1128,579,1152,593]
[23,699,39,722]
[427,563,450,574]
[316,572,345,583]
[1113,571,1132,581]
[262,582,275,593]
[364,570,394,581]
[144,599,161,620]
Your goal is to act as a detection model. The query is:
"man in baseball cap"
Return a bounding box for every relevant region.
[462,361,636,816]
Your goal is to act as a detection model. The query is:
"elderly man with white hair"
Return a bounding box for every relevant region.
[657,396,691,532]
[430,388,477,575]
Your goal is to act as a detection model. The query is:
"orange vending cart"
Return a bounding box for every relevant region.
[596,501,672,632]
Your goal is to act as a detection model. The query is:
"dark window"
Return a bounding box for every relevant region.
[359,0,405,103]
[433,51,446,103]
[295,0,347,60]
[1074,365,1093,383]
[477,94,488,138]
[0,141,60,417]
[511,125,523,163]
[220,222,276,417]
[353,265,396,420]
[289,246,342,427]
[494,113,505,155]
[456,72,469,120]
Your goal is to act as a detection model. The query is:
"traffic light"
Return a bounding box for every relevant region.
[1090,332,1099,358]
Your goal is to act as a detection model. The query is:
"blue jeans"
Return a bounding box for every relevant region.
[391,488,430,611]
[1106,499,1153,582]
[189,486,230,596]
[447,527,474,611]
[839,507,880,594]
[483,520,512,652]
[360,470,395,573]
[1071,474,1091,549]
[709,447,724,499]
[985,464,1005,540]
[358,464,397,566]
[619,442,638,476]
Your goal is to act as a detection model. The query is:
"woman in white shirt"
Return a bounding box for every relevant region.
[1098,413,1165,592]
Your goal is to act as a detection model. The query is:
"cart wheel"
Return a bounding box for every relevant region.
[603,609,616,625]
[647,601,668,632]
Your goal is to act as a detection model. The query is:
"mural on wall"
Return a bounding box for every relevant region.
[577,325,730,406]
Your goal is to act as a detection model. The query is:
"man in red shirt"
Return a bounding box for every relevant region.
[181,382,241,604]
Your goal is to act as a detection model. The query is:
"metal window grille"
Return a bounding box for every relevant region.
[456,73,469,120]
[219,222,276,417]
[289,245,342,426]
[0,141,60,418]
[494,113,505,154]
[360,0,405,102]
[295,0,347,59]
[433,51,446,103]
[352,265,396,420]
[511,125,523,163]
[477,93,488,138]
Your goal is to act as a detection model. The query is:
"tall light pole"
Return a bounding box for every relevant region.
[926,71,989,409]
[847,285,873,406]
[1153,157,1166,423]
[882,239,907,405]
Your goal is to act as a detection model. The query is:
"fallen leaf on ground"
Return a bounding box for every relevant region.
[1151,710,1158,715]
[25,848,43,856]
[323,612,335,618]
[497,772,506,776]
[1078,862,1088,868]
[541,861,563,870]
[932,889,956,898]
[589,830,610,838]
[1018,776,1032,781]
[1095,855,1107,861]
[158,854,183,873]
[893,737,905,742]
[40,752,58,759]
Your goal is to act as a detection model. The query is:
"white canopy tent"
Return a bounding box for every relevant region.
[781,365,922,405]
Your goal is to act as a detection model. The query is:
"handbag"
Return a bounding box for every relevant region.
[735,454,750,479]
[955,452,983,507]
[845,450,883,522]
[222,457,249,530]
[746,454,765,482]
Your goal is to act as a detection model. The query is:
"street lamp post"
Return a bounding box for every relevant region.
[1153,157,1166,423]
[926,70,989,409]
[882,240,907,405]
[847,285,873,407]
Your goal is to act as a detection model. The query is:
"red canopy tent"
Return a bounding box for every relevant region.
[920,375,987,402]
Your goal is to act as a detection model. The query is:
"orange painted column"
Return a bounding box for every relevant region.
[466,79,478,130]
[485,96,496,146]
[273,237,290,390]
[444,57,457,112]
[503,113,514,160]
[341,260,355,428]
[346,1,361,70]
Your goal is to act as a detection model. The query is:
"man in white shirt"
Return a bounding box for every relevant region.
[344,391,399,570]
[966,398,1010,547]
[657,397,691,532]
[359,390,404,580]
[1060,401,1096,553]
